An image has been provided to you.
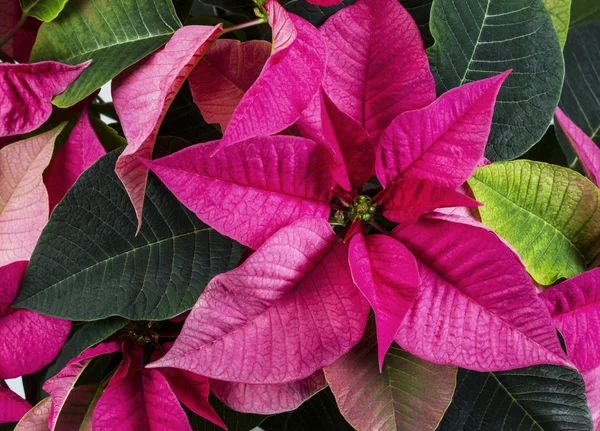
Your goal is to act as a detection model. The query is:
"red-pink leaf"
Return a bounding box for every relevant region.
[0,386,31,423]
[113,25,222,231]
[393,217,569,371]
[43,342,121,430]
[555,107,600,186]
[211,371,326,414]
[15,398,51,431]
[540,268,600,426]
[0,62,88,137]
[44,109,106,211]
[348,234,419,370]
[380,178,481,224]
[319,0,435,142]
[0,0,39,63]
[216,2,326,151]
[0,125,64,266]
[376,71,509,189]
[146,136,336,249]
[190,39,271,131]
[152,343,225,429]
[0,267,70,381]
[148,218,370,384]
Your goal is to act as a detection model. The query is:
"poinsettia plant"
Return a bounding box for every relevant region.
[1,0,600,429]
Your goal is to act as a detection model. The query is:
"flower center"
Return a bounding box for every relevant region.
[351,195,377,222]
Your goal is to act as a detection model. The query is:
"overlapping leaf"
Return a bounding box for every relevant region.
[20,0,67,21]
[427,0,564,160]
[30,0,182,107]
[543,0,571,47]
[15,149,244,321]
[468,161,600,285]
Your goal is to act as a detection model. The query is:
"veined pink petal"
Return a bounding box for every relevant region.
[211,371,326,414]
[297,90,374,191]
[151,343,225,430]
[148,218,370,384]
[216,3,327,151]
[44,109,106,211]
[15,398,52,431]
[376,71,510,188]
[0,125,64,266]
[113,25,222,231]
[0,386,31,423]
[43,342,121,430]
[380,178,481,224]
[146,136,336,249]
[0,262,71,381]
[555,107,600,186]
[393,217,569,371]
[189,39,271,131]
[348,234,419,370]
[0,62,89,137]
[319,0,435,142]
[0,124,64,267]
[540,268,600,426]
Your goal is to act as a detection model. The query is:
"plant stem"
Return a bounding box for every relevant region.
[0,13,27,52]
[368,221,390,235]
[220,18,267,36]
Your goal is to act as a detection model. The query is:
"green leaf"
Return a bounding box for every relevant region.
[570,0,600,27]
[325,316,457,431]
[400,0,434,48]
[261,389,353,431]
[187,397,266,431]
[281,0,356,27]
[557,22,600,165]
[468,161,600,285]
[520,125,569,167]
[89,115,127,152]
[427,0,564,161]
[30,0,182,107]
[45,317,128,380]
[543,0,571,47]
[20,0,68,21]
[438,366,593,430]
[15,148,245,321]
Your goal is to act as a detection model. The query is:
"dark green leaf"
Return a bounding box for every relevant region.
[15,148,245,321]
[0,423,16,431]
[89,116,127,153]
[281,0,356,27]
[20,0,67,21]
[173,0,195,21]
[543,0,571,47]
[520,125,569,167]
[400,0,434,48]
[187,397,265,431]
[427,0,564,161]
[261,388,353,431]
[557,22,600,165]
[31,0,182,107]
[438,366,593,430]
[199,0,256,17]
[570,0,600,27]
[45,317,128,380]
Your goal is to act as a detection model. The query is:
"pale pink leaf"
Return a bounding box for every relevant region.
[113,24,222,231]
[15,398,51,431]
[393,217,569,371]
[216,2,326,151]
[348,234,419,370]
[0,260,71,381]
[146,136,336,249]
[152,343,225,429]
[376,71,510,188]
[540,268,600,426]
[189,39,271,131]
[0,62,88,137]
[325,318,457,431]
[43,342,121,430]
[0,386,31,423]
[555,107,600,186]
[380,178,481,224]
[44,109,106,211]
[211,371,326,414]
[0,125,65,266]
[319,0,435,142]
[148,218,370,383]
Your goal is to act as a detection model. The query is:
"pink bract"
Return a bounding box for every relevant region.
[0,61,89,137]
[113,24,222,231]
[319,0,435,142]
[148,218,370,383]
[540,268,600,427]
[0,386,31,423]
